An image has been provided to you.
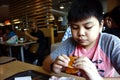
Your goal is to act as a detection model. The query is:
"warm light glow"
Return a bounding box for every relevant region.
[0,23,5,26]
[12,19,21,24]
[4,20,11,25]
[14,21,21,24]
[13,19,19,22]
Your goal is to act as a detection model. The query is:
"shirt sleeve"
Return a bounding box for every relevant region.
[100,33,120,74]
[50,38,76,60]
[110,38,120,74]
[62,27,72,42]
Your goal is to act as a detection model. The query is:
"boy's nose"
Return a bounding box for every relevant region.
[78,28,85,36]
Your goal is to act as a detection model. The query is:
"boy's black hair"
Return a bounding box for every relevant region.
[109,6,120,27]
[68,0,103,23]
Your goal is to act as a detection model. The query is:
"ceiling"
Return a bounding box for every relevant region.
[52,0,73,16]
[0,0,72,21]
[0,0,8,6]
[52,0,72,12]
[0,0,9,21]
[0,0,106,21]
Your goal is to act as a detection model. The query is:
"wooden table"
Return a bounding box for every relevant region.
[0,41,36,62]
[0,61,85,80]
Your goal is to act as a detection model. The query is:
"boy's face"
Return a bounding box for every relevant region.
[70,17,103,49]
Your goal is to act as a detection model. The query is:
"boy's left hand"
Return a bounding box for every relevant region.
[73,56,103,80]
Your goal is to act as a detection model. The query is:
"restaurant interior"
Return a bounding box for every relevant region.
[0,0,119,43]
[0,0,120,80]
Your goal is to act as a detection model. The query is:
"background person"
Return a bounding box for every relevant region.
[103,6,120,38]
[24,20,48,66]
[43,0,120,80]
[1,26,18,56]
[102,12,110,31]
[3,26,17,41]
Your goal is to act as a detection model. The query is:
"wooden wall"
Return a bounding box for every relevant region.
[8,0,53,28]
[40,27,54,44]
[107,0,119,12]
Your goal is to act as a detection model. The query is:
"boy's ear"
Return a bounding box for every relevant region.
[100,20,104,32]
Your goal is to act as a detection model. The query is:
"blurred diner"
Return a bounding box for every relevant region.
[0,26,18,56]
[23,19,49,66]
[102,12,110,31]
[103,6,120,38]
[3,25,18,42]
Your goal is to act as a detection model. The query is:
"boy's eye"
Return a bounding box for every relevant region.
[71,25,79,29]
[72,27,79,29]
[84,22,94,29]
[85,26,92,29]
[85,24,94,29]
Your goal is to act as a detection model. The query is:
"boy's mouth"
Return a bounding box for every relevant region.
[77,39,86,43]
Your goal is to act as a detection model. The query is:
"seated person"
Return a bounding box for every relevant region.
[3,26,18,42]
[43,0,120,80]
[103,6,120,38]
[24,20,48,66]
[102,12,110,31]
[1,26,18,56]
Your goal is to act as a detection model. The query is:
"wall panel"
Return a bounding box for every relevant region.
[8,0,53,28]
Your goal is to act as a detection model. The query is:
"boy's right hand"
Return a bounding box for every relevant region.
[52,54,70,73]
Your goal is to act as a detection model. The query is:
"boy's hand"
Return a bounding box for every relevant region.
[74,56,103,80]
[52,54,70,73]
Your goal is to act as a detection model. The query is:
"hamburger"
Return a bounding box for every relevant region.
[65,56,79,74]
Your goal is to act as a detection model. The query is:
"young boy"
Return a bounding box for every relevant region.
[43,0,120,80]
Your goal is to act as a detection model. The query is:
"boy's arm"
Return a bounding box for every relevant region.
[42,55,53,72]
[42,56,120,80]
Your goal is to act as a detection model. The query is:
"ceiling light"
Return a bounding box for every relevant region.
[58,16,63,21]
[0,23,4,26]
[48,14,55,21]
[60,5,64,9]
